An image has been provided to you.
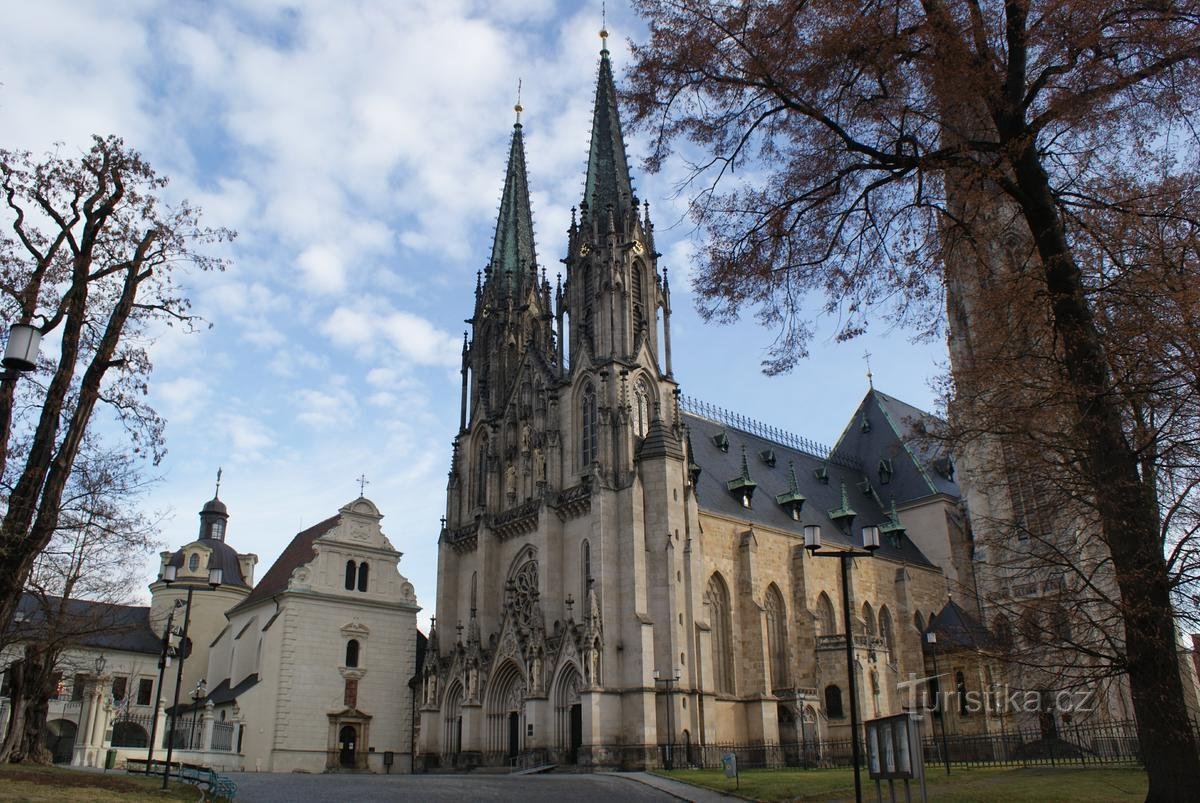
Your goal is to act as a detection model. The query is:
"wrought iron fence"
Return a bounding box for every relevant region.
[211,722,236,752]
[163,722,203,751]
[659,720,1178,771]
[109,714,156,748]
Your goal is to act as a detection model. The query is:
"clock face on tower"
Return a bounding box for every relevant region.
[633,241,644,255]
[578,242,590,257]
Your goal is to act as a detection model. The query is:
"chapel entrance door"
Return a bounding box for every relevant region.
[507,712,520,762]
[568,703,582,763]
[338,725,357,768]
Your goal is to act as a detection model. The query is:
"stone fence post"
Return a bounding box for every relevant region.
[201,701,215,752]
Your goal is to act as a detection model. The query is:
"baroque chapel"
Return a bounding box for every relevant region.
[415,32,1000,770]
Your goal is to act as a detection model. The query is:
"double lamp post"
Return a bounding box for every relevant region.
[147,561,222,788]
[804,522,880,803]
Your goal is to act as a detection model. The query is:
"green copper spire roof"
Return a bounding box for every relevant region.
[582,40,635,220]
[775,460,807,517]
[828,482,857,525]
[489,118,538,292]
[880,496,906,535]
[726,445,758,503]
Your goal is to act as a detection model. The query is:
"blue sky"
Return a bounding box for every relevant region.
[1,0,946,629]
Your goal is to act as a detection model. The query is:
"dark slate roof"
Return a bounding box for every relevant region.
[173,673,261,714]
[684,412,933,566]
[202,495,228,515]
[226,515,340,616]
[12,593,160,655]
[832,389,960,505]
[924,599,996,651]
[583,43,635,220]
[166,538,249,589]
[408,631,428,690]
[489,121,539,290]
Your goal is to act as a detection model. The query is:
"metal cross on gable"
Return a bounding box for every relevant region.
[356,474,369,497]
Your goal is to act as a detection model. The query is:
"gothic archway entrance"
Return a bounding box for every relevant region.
[553,663,583,764]
[484,660,526,765]
[338,725,357,768]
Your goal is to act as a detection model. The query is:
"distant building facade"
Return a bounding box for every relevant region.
[2,493,422,774]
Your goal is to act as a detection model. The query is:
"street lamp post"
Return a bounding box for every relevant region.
[160,562,222,790]
[653,667,681,769]
[804,523,880,803]
[188,680,207,751]
[926,632,951,775]
[145,603,179,774]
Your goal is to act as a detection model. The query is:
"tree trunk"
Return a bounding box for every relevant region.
[1012,144,1200,799]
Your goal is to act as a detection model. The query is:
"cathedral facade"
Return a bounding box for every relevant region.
[415,36,974,771]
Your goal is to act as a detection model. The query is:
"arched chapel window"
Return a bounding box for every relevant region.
[581,384,598,468]
[475,442,488,507]
[825,685,844,718]
[707,574,735,695]
[879,606,895,653]
[345,560,356,591]
[765,584,789,689]
[357,562,369,592]
[346,639,360,668]
[634,378,651,438]
[816,592,836,637]
[863,601,876,638]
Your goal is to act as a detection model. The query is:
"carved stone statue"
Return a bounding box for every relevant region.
[428,672,437,703]
[530,654,542,691]
[533,445,546,483]
[467,664,479,700]
[521,422,532,454]
[504,463,518,498]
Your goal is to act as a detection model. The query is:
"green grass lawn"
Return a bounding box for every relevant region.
[0,761,197,802]
[656,765,1148,802]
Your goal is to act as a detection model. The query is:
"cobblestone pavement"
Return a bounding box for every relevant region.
[227,771,696,802]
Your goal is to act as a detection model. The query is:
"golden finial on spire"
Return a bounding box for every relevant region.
[863,350,874,389]
[514,78,523,125]
[600,0,609,46]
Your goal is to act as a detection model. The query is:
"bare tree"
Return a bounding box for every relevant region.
[0,135,230,636]
[624,1,1200,795]
[0,446,160,763]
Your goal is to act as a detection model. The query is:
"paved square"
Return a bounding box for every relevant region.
[226,772,686,802]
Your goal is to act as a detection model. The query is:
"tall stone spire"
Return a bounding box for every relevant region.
[489,109,538,293]
[582,30,635,223]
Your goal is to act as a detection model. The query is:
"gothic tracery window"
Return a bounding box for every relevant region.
[764,584,789,689]
[707,573,735,695]
[816,592,836,637]
[475,441,488,507]
[581,384,598,468]
[879,605,895,653]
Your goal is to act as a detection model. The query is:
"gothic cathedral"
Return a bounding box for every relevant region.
[417,35,990,770]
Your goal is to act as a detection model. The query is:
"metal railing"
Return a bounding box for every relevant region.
[660,720,1189,771]
[211,723,235,752]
